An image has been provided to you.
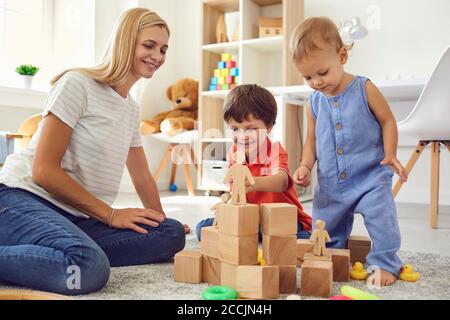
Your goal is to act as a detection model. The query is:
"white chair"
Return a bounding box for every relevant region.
[393,46,450,228]
[150,130,198,196]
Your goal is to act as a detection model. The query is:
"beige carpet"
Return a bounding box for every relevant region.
[1,234,449,300]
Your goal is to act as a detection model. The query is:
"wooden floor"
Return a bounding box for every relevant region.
[114,192,450,257]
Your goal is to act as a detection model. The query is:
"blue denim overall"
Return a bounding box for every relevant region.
[310,75,403,276]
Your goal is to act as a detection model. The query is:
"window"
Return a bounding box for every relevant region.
[0,0,52,88]
[0,0,95,90]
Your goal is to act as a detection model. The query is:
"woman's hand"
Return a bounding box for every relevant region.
[110,208,166,235]
[381,156,408,183]
[293,165,311,187]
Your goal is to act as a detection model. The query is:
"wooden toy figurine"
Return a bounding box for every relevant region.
[223,150,255,204]
[310,220,331,256]
[216,14,229,43]
[210,193,231,226]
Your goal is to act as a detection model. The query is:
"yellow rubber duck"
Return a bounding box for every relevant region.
[350,262,368,280]
[257,249,266,266]
[399,264,420,282]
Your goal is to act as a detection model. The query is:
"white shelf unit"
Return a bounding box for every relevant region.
[198,0,304,192]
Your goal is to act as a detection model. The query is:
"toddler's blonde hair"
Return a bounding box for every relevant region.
[289,17,353,63]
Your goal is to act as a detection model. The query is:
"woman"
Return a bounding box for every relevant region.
[0,8,185,295]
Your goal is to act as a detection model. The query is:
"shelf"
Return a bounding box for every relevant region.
[202,138,233,143]
[203,0,240,13]
[202,41,240,54]
[201,90,230,99]
[251,0,282,6]
[242,36,282,52]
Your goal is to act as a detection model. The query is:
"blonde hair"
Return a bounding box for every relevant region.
[50,8,170,86]
[289,17,352,63]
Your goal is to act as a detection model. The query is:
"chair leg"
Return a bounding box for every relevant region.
[154,144,174,181]
[169,163,177,186]
[392,141,428,197]
[182,144,194,196]
[430,141,440,229]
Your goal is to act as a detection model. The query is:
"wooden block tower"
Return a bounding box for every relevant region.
[260,203,298,294]
[218,150,277,299]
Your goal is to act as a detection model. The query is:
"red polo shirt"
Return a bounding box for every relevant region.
[227,138,312,232]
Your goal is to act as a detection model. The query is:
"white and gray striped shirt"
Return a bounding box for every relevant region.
[0,71,142,218]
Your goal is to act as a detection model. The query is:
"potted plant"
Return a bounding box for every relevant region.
[15,64,40,89]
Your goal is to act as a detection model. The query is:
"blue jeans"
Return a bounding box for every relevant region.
[0,184,185,295]
[195,218,311,241]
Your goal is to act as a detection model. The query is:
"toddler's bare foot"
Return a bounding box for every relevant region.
[367,269,397,287]
[184,224,191,234]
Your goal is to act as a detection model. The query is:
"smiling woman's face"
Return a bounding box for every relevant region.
[132,26,169,79]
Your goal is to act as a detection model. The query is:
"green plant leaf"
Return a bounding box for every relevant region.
[15,64,40,76]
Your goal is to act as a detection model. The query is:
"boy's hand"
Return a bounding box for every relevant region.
[245,179,257,193]
[381,156,408,182]
[294,165,311,187]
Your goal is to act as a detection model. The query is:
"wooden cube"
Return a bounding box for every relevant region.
[260,203,298,235]
[220,262,237,288]
[303,252,332,262]
[174,250,202,284]
[217,204,260,236]
[202,256,221,285]
[263,235,297,265]
[327,249,350,282]
[236,266,279,299]
[200,226,219,259]
[278,265,297,294]
[300,260,333,298]
[219,233,258,265]
[296,239,314,266]
[346,235,371,263]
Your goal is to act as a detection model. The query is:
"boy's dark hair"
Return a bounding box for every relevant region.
[223,84,277,127]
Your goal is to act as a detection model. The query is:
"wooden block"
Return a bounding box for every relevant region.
[217,204,259,236]
[349,246,371,264]
[219,233,258,265]
[347,235,371,247]
[236,266,279,299]
[327,249,350,282]
[300,260,333,298]
[220,262,237,288]
[200,226,219,259]
[296,239,314,266]
[260,203,298,235]
[202,256,221,285]
[303,252,332,262]
[278,265,297,294]
[174,250,202,284]
[263,235,297,265]
[346,235,371,263]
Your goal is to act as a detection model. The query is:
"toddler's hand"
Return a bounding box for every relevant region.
[381,156,408,183]
[294,165,311,187]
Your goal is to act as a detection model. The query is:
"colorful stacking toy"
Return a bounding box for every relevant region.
[209,52,239,91]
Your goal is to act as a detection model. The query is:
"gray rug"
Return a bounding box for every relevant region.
[1,234,449,300]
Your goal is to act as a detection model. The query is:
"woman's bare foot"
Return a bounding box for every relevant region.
[184,224,191,234]
[367,269,397,287]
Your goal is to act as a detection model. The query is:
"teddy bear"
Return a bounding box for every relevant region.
[140,78,199,137]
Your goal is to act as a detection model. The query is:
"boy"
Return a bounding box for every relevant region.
[196,84,312,240]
